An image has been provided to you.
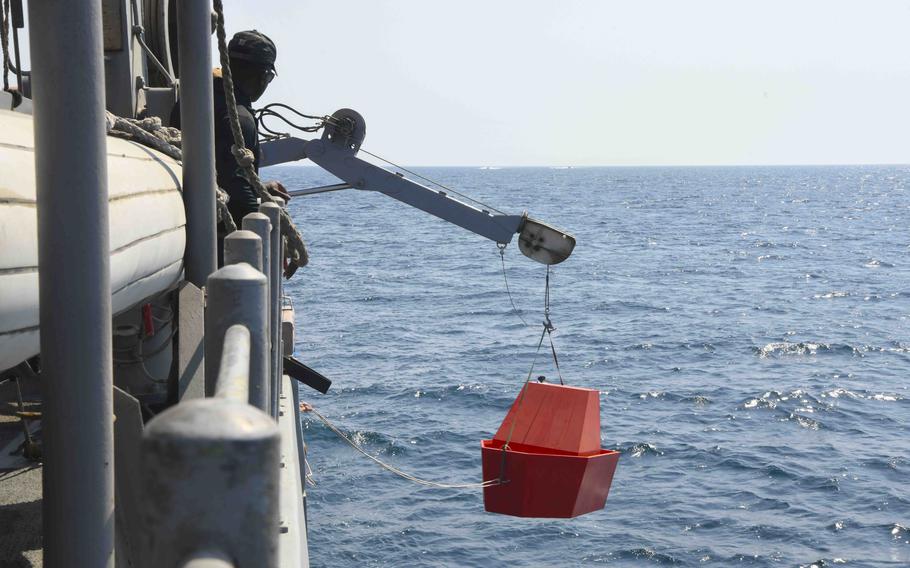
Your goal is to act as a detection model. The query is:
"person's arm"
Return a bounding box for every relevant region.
[262,180,290,202]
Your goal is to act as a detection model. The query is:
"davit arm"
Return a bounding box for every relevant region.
[259,108,575,265]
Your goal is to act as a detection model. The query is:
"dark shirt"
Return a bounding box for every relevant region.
[171,76,261,226]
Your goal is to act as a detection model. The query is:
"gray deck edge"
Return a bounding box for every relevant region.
[278,374,309,567]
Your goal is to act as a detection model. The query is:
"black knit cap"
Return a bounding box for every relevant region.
[228,30,277,71]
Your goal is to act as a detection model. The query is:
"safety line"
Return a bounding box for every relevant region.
[301,403,501,490]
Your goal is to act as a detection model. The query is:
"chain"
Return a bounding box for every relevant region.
[543,265,564,385]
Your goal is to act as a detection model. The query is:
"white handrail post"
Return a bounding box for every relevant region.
[223,229,263,271]
[142,397,280,567]
[242,212,272,288]
[204,264,269,410]
[259,202,283,418]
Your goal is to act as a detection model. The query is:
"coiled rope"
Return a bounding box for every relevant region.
[212,0,309,275]
[104,112,237,232]
[300,403,501,489]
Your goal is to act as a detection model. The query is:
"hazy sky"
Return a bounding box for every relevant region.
[222,0,910,167]
[16,1,910,166]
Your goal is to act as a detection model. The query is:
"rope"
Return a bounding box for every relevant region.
[104,111,237,232]
[212,0,309,275]
[496,263,566,480]
[498,244,530,327]
[106,112,182,159]
[299,265,565,488]
[501,324,548,447]
[303,445,316,487]
[546,329,564,386]
[301,403,500,489]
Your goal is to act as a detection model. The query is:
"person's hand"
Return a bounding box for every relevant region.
[263,180,291,203]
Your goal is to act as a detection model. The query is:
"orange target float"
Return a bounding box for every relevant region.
[481,382,619,518]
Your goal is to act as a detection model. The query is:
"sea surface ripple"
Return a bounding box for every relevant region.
[274,165,910,567]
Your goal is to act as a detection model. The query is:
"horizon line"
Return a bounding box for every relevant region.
[266,161,910,169]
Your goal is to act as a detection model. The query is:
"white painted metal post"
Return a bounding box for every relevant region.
[259,202,282,417]
[27,0,114,565]
[142,397,280,568]
[214,325,251,403]
[242,212,272,284]
[182,552,235,568]
[223,229,263,271]
[204,264,269,411]
[179,0,217,286]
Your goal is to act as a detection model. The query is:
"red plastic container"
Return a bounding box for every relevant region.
[481,382,619,518]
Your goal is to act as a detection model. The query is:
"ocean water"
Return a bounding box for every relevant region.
[272,164,910,567]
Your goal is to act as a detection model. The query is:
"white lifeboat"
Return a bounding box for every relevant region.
[0,105,186,372]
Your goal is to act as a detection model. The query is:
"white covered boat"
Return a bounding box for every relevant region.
[0,102,186,372]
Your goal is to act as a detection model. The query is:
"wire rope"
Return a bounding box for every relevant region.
[358,147,507,215]
[498,244,530,327]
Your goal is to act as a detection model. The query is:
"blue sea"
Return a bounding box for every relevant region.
[272,164,910,567]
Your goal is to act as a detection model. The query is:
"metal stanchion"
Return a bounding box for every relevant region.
[259,202,282,418]
[27,0,114,565]
[223,229,263,271]
[142,394,279,568]
[242,212,272,282]
[213,325,251,403]
[181,551,235,568]
[204,264,269,410]
[179,0,218,286]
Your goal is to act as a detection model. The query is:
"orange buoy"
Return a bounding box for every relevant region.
[481,382,619,518]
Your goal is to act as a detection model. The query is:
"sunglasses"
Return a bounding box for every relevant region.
[263,69,276,85]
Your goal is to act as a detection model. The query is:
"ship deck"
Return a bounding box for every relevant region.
[0,373,309,568]
[0,376,43,567]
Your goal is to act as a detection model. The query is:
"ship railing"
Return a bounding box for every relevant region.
[26,0,300,562]
[142,206,291,567]
[213,324,252,402]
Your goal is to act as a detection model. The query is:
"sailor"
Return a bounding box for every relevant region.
[171,29,290,232]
